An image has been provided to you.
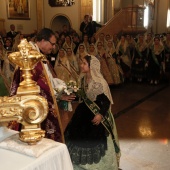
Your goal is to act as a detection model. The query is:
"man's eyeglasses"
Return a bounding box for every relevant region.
[47,40,56,46]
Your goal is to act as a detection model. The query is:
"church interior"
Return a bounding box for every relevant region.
[0,0,170,170]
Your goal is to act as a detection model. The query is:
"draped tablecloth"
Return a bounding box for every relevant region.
[0,142,73,170]
[0,127,73,170]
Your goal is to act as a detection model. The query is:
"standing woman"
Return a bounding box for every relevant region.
[65,55,120,170]
[116,35,132,81]
[145,33,153,49]
[96,41,114,85]
[105,40,124,85]
[147,37,165,85]
[131,34,148,82]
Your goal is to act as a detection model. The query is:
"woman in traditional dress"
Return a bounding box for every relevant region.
[126,34,136,60]
[147,36,165,85]
[66,47,79,72]
[62,35,76,53]
[12,33,24,52]
[96,32,107,49]
[88,43,97,56]
[145,33,154,49]
[64,55,120,170]
[105,34,113,43]
[4,38,13,51]
[81,34,90,52]
[96,41,114,85]
[116,35,132,81]
[54,48,79,83]
[131,34,148,82]
[89,35,96,45]
[105,40,124,85]
[76,43,88,68]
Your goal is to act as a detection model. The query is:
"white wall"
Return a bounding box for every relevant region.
[156,0,168,34]
[0,0,37,34]
[43,0,81,35]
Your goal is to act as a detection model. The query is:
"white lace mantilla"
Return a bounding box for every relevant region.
[86,80,103,101]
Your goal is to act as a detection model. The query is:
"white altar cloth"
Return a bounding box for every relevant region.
[0,141,73,170]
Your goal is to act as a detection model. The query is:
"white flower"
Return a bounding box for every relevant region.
[54,80,79,96]
[73,86,78,92]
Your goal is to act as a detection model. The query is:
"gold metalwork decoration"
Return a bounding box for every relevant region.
[0,39,48,145]
[8,39,44,95]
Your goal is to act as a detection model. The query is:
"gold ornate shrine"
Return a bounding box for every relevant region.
[0,39,48,145]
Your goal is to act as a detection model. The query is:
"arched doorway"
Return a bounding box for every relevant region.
[50,14,71,33]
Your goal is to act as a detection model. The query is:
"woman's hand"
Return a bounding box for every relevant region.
[91,114,103,125]
[60,94,76,102]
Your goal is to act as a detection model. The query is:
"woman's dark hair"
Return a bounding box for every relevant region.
[84,55,91,67]
[36,28,55,42]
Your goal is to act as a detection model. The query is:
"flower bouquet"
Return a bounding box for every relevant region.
[54,80,79,111]
[64,80,79,95]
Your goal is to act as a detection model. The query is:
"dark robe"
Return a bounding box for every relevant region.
[64,93,110,165]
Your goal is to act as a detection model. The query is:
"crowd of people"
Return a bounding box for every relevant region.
[1,21,170,88]
[0,19,170,169]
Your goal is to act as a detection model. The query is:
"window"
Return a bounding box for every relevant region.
[93,0,102,22]
[167,9,170,28]
[144,6,149,28]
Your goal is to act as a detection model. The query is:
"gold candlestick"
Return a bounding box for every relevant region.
[0,39,48,145]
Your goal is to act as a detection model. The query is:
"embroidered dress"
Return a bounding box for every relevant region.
[105,40,124,85]
[54,49,79,83]
[131,37,148,81]
[116,37,132,79]
[147,42,164,82]
[96,41,114,85]
[65,56,120,170]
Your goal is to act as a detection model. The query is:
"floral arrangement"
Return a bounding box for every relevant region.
[54,80,79,99]
[65,81,86,99]
[54,80,79,112]
[65,80,79,95]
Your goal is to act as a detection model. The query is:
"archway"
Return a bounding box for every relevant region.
[50,14,71,33]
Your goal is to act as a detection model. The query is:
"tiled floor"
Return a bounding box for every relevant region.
[62,81,170,170]
[111,82,170,170]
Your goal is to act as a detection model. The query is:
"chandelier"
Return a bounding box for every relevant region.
[49,0,75,7]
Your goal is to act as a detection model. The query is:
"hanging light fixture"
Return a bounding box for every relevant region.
[49,0,75,7]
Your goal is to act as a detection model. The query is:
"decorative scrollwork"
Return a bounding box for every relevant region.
[0,39,48,145]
